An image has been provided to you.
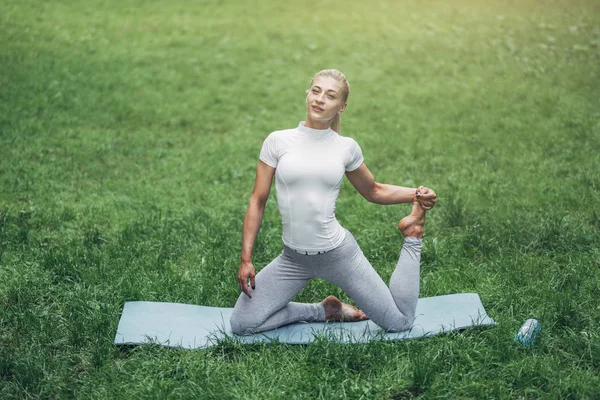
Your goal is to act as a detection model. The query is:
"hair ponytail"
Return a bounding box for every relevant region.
[331,113,341,134]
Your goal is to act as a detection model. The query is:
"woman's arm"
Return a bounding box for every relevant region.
[238,160,276,297]
[346,163,437,209]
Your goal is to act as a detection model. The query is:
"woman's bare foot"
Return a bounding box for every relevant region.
[322,295,368,322]
[398,200,427,238]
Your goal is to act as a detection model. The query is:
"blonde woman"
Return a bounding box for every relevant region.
[230,70,437,334]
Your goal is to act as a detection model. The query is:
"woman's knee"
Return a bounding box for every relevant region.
[230,313,256,335]
[230,304,265,335]
[380,320,412,333]
[230,315,247,335]
[372,312,414,333]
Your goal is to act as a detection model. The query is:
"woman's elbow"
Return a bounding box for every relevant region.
[364,184,382,204]
[249,196,267,211]
[364,193,377,204]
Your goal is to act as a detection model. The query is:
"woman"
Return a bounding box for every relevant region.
[230,69,437,334]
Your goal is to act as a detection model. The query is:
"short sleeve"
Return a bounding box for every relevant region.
[345,138,364,172]
[259,132,279,168]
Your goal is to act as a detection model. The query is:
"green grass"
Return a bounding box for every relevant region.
[1,0,599,398]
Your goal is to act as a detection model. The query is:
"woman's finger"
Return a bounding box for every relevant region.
[238,276,252,298]
[242,281,252,298]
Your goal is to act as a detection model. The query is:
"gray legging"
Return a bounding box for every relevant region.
[230,230,421,334]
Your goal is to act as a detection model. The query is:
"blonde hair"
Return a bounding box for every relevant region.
[309,69,350,134]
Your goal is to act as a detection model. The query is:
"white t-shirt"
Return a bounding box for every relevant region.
[259,121,364,252]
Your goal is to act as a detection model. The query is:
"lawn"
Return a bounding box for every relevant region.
[1,0,599,398]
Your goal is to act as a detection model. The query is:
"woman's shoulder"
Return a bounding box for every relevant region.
[334,133,361,148]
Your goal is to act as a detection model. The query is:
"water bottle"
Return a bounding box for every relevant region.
[514,318,542,348]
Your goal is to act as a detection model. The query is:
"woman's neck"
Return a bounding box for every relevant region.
[304,116,331,130]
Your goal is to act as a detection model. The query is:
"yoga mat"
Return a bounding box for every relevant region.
[114,293,495,349]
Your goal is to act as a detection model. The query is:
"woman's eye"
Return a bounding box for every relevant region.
[327,95,335,99]
[312,89,319,94]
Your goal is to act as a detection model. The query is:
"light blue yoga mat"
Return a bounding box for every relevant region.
[114,293,495,349]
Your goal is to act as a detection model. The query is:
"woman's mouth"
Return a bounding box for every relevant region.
[311,105,324,112]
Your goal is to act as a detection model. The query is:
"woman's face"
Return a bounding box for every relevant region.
[305,76,347,124]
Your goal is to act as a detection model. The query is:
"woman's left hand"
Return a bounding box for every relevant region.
[417,186,437,210]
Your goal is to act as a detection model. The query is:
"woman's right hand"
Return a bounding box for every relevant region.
[237,261,256,298]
